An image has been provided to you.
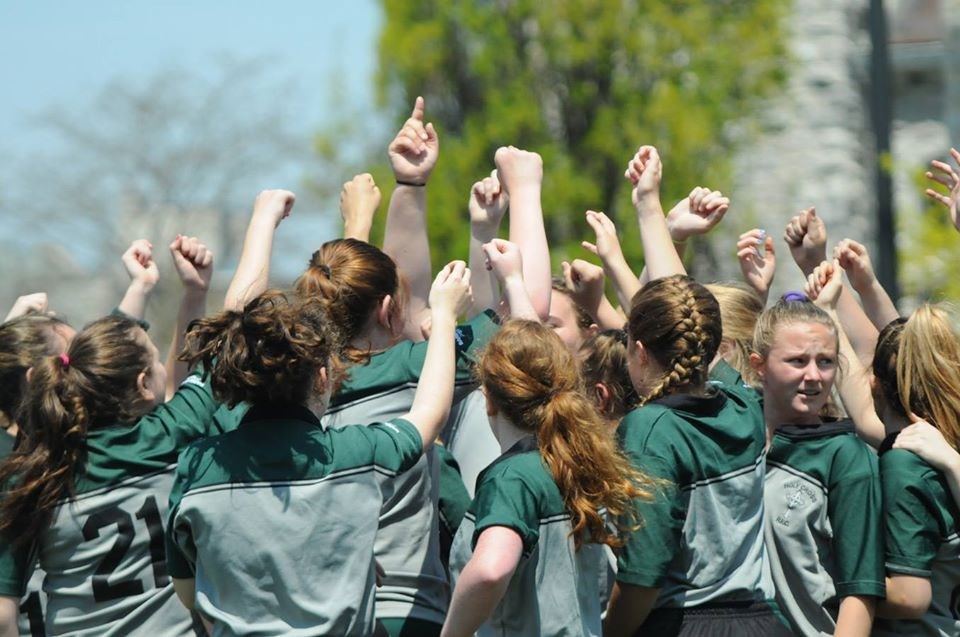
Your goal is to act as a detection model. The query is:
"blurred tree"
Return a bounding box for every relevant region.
[0,58,314,342]
[899,167,960,303]
[331,0,790,272]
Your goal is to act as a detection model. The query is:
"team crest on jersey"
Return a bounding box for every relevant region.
[776,479,819,528]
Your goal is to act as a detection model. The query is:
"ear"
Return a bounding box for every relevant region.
[136,370,157,403]
[631,339,648,365]
[24,367,34,383]
[315,366,330,394]
[748,352,765,380]
[594,383,611,414]
[587,323,600,336]
[717,338,735,360]
[377,295,394,330]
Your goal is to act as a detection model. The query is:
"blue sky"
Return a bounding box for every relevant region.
[0,0,382,156]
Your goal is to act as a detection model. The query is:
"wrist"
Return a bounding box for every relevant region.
[128,278,156,295]
[634,197,664,217]
[181,287,208,302]
[395,178,428,187]
[470,222,500,241]
[429,310,458,330]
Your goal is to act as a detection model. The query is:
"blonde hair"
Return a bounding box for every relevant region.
[897,304,960,452]
[705,282,764,384]
[479,320,656,548]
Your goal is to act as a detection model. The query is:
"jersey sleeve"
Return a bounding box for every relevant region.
[333,418,424,475]
[0,536,32,597]
[826,446,885,598]
[470,468,541,557]
[881,451,943,578]
[404,310,500,382]
[141,372,222,447]
[615,453,683,588]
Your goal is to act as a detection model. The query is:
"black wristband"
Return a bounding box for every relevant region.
[395,179,426,187]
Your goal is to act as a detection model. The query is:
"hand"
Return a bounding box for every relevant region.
[252,189,296,228]
[834,238,877,293]
[561,259,606,314]
[170,235,214,293]
[481,238,523,283]
[4,292,49,321]
[340,173,381,240]
[737,229,776,297]
[783,206,827,274]
[388,96,439,185]
[494,146,543,194]
[894,419,960,473]
[121,239,160,288]
[666,186,730,242]
[429,261,473,319]
[925,148,960,232]
[624,145,662,208]
[582,210,626,263]
[804,259,843,310]
[469,170,509,230]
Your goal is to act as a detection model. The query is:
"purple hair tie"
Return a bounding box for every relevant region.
[781,291,808,302]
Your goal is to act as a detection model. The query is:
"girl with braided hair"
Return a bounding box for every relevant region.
[442,320,655,637]
[605,274,789,637]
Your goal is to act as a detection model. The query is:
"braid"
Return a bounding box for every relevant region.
[628,275,721,404]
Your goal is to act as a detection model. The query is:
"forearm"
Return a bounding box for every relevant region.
[835,287,879,368]
[605,253,642,311]
[594,295,626,329]
[172,578,196,610]
[603,582,659,637]
[165,290,207,399]
[441,561,511,637]
[225,215,276,311]
[853,279,899,331]
[501,277,538,322]
[117,279,155,321]
[834,595,876,637]
[0,596,17,637]
[406,312,457,448]
[508,186,551,321]
[637,205,686,282]
[382,185,431,340]
[469,225,500,316]
[827,308,886,447]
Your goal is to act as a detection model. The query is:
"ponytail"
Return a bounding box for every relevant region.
[479,320,658,549]
[0,316,148,544]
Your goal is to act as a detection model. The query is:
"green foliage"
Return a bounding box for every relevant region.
[899,167,960,302]
[354,0,789,270]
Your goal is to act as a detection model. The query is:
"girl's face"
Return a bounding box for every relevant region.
[547,293,592,353]
[753,321,838,425]
[136,328,167,408]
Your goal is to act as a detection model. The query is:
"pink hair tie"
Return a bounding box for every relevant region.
[58,353,70,368]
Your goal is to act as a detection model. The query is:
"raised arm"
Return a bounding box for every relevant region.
[582,210,639,311]
[482,238,537,321]
[638,186,730,286]
[382,96,439,340]
[737,228,777,305]
[625,146,685,280]
[495,146,551,321]
[468,170,508,316]
[4,293,48,322]
[785,207,878,366]
[165,235,214,399]
[117,239,159,320]
[805,260,886,447]
[340,173,381,242]
[835,239,899,330]
[561,259,624,329]
[224,189,295,312]
[402,261,473,449]
[925,147,960,233]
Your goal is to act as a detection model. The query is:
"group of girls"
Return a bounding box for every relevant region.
[0,93,958,637]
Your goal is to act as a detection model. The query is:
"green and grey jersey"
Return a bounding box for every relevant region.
[165,406,424,637]
[442,389,502,498]
[450,437,605,637]
[616,382,773,607]
[321,310,499,625]
[873,443,960,637]
[0,373,224,636]
[764,420,884,636]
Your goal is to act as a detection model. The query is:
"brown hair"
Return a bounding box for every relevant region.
[478,320,656,549]
[551,279,594,330]
[872,317,907,418]
[578,329,638,421]
[0,316,150,544]
[627,275,722,403]
[0,314,71,429]
[182,291,340,408]
[896,304,960,452]
[294,238,405,363]
[705,282,764,384]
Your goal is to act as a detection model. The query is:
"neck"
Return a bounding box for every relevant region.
[879,402,910,436]
[349,324,397,354]
[490,413,529,454]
